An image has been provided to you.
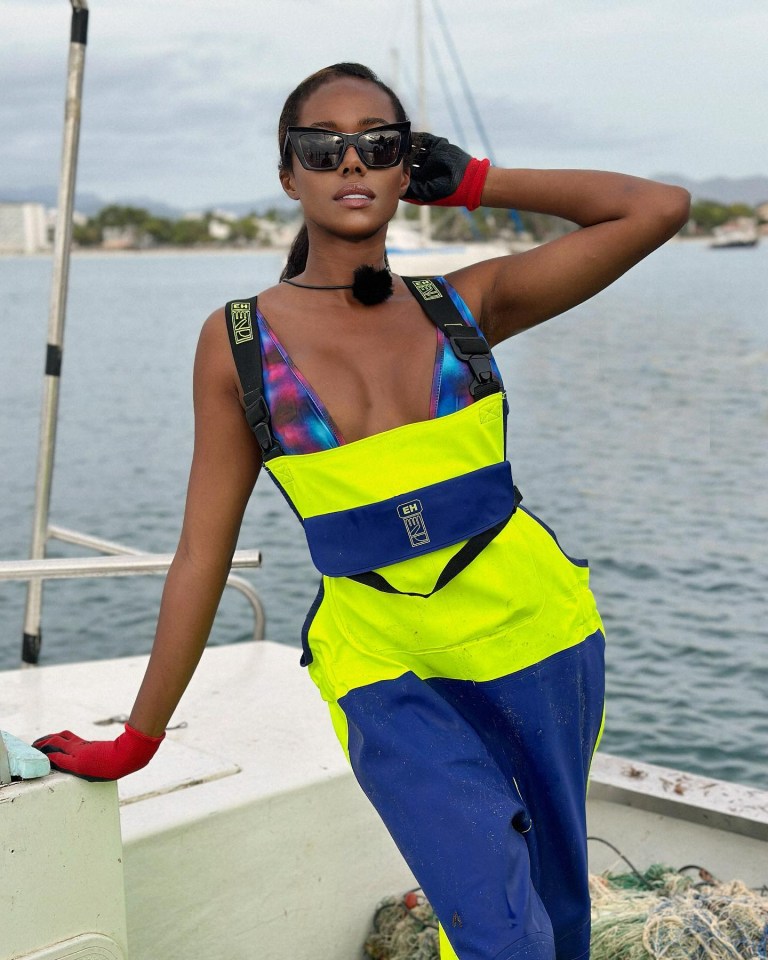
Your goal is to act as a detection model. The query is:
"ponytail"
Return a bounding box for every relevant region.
[280,223,309,281]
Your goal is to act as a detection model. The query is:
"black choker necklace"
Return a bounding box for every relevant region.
[282,264,394,306]
[282,279,352,290]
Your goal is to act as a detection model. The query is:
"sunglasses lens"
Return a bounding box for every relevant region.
[290,125,407,170]
[297,132,344,169]
[357,129,403,167]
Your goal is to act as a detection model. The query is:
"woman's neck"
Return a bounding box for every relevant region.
[300,224,388,285]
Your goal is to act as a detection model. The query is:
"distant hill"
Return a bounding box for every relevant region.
[5,178,767,214]
[653,174,768,206]
[0,186,294,218]
[201,194,296,217]
[0,185,107,216]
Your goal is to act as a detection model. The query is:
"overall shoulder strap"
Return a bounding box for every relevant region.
[402,276,500,400]
[224,297,283,460]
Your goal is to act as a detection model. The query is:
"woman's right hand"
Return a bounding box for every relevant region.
[33,723,164,781]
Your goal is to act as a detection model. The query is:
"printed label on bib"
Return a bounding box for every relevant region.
[412,279,443,301]
[397,499,430,547]
[231,301,253,344]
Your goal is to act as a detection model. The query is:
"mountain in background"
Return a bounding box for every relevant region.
[653,174,768,206]
[0,185,294,218]
[4,177,768,214]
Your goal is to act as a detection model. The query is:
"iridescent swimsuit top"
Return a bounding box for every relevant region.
[258,277,502,456]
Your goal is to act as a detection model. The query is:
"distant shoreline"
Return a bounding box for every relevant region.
[2,236,716,260]
[0,245,290,260]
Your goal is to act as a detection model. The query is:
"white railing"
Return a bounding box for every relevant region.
[1,526,266,660]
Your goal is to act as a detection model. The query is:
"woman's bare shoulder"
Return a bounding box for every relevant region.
[197,304,229,358]
[195,305,240,399]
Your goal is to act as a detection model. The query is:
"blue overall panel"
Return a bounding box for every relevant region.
[340,631,605,960]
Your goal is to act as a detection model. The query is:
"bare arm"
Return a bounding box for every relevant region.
[128,307,262,736]
[447,168,691,345]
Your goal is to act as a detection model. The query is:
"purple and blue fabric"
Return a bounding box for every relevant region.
[256,277,502,456]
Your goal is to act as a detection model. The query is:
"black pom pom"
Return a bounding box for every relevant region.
[352,265,394,306]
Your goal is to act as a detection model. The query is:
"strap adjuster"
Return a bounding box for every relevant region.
[245,392,281,459]
[452,335,489,357]
[453,349,499,399]
[244,392,269,432]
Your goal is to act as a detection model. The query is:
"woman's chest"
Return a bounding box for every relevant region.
[266,309,441,444]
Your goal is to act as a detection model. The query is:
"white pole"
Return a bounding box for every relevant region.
[22,1,89,665]
[416,0,431,243]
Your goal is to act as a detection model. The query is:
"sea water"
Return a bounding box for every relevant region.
[0,242,766,788]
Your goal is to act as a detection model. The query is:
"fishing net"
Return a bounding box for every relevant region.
[364,890,439,960]
[363,869,768,960]
[590,866,768,960]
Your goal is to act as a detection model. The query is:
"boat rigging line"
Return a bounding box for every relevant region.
[429,0,525,233]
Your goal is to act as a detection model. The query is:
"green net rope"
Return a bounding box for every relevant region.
[364,870,768,960]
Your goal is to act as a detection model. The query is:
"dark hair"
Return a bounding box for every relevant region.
[278,63,408,281]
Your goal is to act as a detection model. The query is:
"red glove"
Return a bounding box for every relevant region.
[33,723,164,781]
[404,132,490,210]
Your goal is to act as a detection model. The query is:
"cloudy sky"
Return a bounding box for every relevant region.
[2,0,766,210]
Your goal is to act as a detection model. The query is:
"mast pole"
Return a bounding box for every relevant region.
[416,0,431,243]
[22,0,89,665]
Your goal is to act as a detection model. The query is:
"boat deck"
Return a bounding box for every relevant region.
[3,640,767,959]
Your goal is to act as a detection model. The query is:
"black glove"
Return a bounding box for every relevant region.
[404,133,490,209]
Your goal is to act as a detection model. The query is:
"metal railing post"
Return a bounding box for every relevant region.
[4,548,265,648]
[22,1,89,664]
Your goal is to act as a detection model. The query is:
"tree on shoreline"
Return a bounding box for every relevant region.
[72,204,284,248]
[689,199,756,233]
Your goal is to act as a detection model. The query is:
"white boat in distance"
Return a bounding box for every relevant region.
[710,217,760,248]
[386,218,536,275]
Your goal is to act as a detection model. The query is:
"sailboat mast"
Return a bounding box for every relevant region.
[416,0,427,130]
[416,0,431,242]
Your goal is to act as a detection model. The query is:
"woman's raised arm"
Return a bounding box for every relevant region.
[447,167,691,346]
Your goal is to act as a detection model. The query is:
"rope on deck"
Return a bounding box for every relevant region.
[590,865,768,960]
[364,866,768,960]
[364,889,439,960]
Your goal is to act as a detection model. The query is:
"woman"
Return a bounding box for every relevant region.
[35,63,690,960]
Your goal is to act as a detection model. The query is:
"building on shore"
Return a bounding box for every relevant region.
[0,202,51,254]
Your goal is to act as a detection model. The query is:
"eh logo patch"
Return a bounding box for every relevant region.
[412,279,443,301]
[397,499,430,548]
[231,301,253,344]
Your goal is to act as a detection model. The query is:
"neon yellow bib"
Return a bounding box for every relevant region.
[266,392,516,579]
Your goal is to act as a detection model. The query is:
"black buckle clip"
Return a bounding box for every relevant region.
[254,421,278,456]
[244,393,269,432]
[465,354,499,398]
[446,329,499,398]
[245,392,282,459]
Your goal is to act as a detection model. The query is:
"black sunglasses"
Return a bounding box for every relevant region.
[284,122,411,171]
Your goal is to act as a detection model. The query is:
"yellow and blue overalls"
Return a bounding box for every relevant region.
[226,278,605,960]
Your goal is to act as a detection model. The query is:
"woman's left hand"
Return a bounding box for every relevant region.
[404,132,490,210]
